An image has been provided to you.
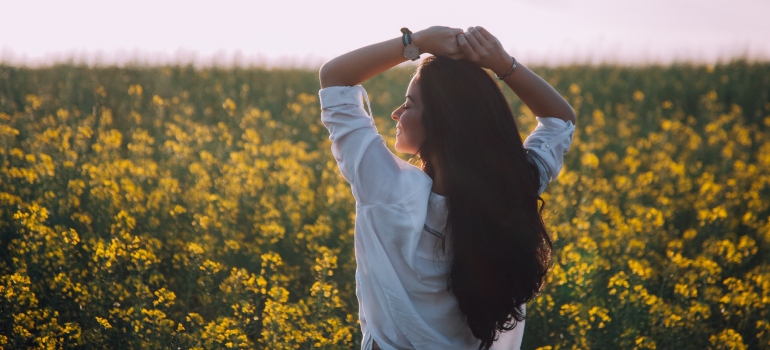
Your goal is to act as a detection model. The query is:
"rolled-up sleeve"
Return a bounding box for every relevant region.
[523,117,576,194]
[319,85,430,205]
[320,85,376,140]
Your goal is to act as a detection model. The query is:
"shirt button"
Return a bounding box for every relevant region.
[545,144,550,148]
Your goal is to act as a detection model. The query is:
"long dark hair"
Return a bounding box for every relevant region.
[416,56,552,349]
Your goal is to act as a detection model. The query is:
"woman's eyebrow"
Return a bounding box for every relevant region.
[405,95,414,102]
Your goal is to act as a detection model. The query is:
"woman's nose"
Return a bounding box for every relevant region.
[391,105,403,121]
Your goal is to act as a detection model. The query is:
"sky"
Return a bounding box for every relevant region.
[1,0,768,67]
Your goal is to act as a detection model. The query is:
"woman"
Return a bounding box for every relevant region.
[318,26,576,350]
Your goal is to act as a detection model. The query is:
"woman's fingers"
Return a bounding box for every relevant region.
[458,26,510,70]
[457,34,479,61]
[475,26,494,42]
[463,32,486,60]
[468,27,495,56]
[467,27,488,43]
[459,26,511,72]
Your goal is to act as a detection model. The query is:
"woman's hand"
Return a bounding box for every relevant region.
[457,26,514,77]
[412,26,465,60]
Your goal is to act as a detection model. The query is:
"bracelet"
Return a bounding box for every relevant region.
[495,57,518,80]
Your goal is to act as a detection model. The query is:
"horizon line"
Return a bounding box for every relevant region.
[2,47,769,69]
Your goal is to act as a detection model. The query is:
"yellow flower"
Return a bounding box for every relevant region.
[581,152,600,169]
[95,317,112,329]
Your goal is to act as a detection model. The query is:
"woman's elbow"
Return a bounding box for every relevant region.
[565,109,577,125]
[558,101,577,125]
[319,61,340,89]
[319,62,329,88]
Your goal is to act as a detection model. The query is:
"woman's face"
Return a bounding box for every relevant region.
[391,75,426,155]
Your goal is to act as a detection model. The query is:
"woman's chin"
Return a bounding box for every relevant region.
[394,141,416,155]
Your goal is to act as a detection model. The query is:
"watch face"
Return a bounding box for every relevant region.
[404,45,420,60]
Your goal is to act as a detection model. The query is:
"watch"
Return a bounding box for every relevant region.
[401,28,421,61]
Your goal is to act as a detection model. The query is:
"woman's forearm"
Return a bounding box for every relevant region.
[500,63,576,124]
[319,37,407,89]
[457,27,576,124]
[319,27,464,89]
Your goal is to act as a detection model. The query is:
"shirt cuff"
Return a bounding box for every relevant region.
[319,85,366,110]
[533,117,575,151]
[535,116,574,131]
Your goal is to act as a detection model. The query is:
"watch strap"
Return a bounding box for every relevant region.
[400,28,412,46]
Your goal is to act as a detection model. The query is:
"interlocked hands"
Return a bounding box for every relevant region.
[412,26,514,78]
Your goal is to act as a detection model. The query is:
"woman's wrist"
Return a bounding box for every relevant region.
[410,30,430,55]
[491,55,516,78]
[411,26,465,60]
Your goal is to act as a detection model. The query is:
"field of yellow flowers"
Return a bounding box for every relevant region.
[1,61,769,349]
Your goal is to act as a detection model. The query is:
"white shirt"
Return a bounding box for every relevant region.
[319,85,575,350]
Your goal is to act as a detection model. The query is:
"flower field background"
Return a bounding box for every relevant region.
[1,61,769,349]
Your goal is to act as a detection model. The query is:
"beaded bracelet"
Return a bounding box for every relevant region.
[495,56,518,80]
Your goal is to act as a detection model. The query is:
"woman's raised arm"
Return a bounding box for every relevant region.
[319,26,465,89]
[457,26,577,124]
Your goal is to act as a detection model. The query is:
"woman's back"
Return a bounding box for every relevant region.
[411,192,527,350]
[319,83,573,349]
